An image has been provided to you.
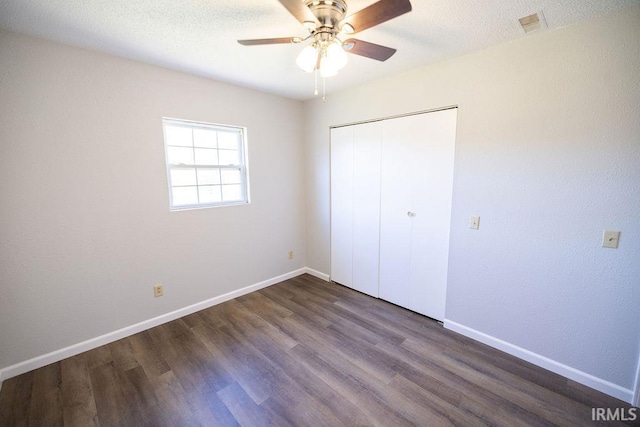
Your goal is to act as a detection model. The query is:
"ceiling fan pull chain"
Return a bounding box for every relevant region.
[322,77,327,103]
[314,68,319,96]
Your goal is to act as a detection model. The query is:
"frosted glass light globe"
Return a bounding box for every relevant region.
[325,41,348,71]
[296,45,318,73]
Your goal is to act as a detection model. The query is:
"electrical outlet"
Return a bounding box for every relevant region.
[154,284,164,297]
[288,250,294,260]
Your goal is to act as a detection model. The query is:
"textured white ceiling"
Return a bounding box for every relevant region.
[1,0,638,100]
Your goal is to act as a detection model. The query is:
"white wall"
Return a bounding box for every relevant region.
[304,6,640,402]
[0,31,306,374]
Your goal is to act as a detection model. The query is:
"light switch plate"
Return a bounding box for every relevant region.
[469,216,480,230]
[602,230,620,249]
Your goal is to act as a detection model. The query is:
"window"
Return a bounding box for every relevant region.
[162,118,249,210]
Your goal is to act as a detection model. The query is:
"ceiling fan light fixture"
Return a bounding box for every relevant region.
[296,44,319,73]
[320,64,338,78]
[324,40,348,71]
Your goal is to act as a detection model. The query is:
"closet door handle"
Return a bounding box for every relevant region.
[407,211,416,217]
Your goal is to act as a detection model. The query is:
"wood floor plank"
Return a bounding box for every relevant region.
[123,365,158,410]
[147,370,202,426]
[401,337,593,426]
[192,322,280,404]
[233,298,299,350]
[388,373,488,426]
[433,340,594,420]
[258,285,333,327]
[90,361,140,425]
[200,301,354,426]
[286,276,341,303]
[236,290,294,319]
[108,336,140,373]
[60,356,99,426]
[217,382,289,427]
[259,390,346,427]
[230,301,373,426]
[127,330,172,379]
[0,370,33,426]
[374,338,559,427]
[82,344,114,370]
[29,363,63,426]
[180,310,208,329]
[220,297,297,350]
[154,329,234,396]
[289,342,427,426]
[281,310,401,384]
[146,318,191,343]
[199,321,348,426]
[184,385,240,426]
[2,274,637,426]
[298,292,407,344]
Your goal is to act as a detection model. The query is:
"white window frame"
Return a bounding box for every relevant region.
[162,118,250,211]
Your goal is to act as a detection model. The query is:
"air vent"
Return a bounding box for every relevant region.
[519,11,547,34]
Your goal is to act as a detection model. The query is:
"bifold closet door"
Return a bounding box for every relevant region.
[330,126,354,288]
[330,122,381,296]
[351,121,381,297]
[379,109,457,321]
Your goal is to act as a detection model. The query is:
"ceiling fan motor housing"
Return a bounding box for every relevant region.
[306,0,348,30]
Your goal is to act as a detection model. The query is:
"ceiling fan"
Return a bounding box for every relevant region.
[238,0,412,96]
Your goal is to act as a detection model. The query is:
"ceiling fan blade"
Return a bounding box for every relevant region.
[238,37,302,46]
[343,38,397,61]
[345,0,412,34]
[278,0,318,25]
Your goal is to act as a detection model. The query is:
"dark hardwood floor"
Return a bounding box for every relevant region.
[1,274,636,426]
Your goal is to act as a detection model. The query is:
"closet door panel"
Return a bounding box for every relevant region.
[352,121,382,297]
[407,109,457,320]
[378,121,414,307]
[330,126,354,287]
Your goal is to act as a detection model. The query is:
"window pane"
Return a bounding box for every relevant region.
[218,149,239,165]
[170,168,197,186]
[195,148,218,165]
[163,119,248,210]
[221,168,241,184]
[165,126,192,147]
[197,168,221,185]
[167,147,194,165]
[172,186,198,206]
[199,185,222,203]
[218,132,239,150]
[222,184,242,201]
[193,128,217,148]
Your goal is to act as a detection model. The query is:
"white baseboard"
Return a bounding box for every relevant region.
[304,267,330,281]
[0,268,307,383]
[444,320,634,404]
